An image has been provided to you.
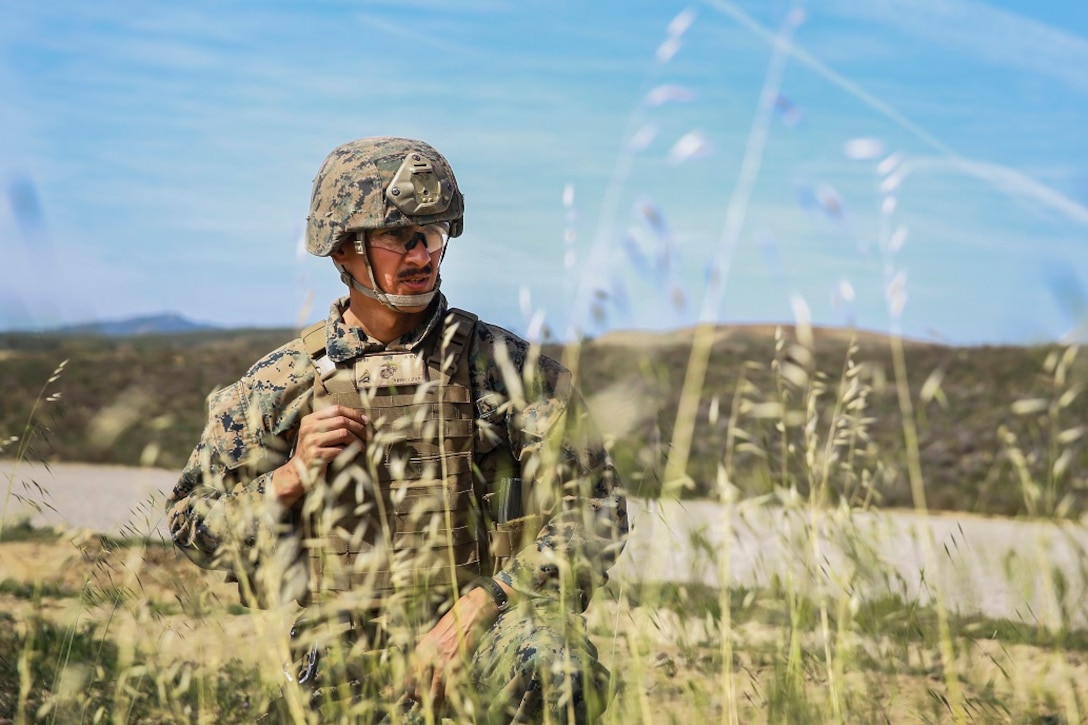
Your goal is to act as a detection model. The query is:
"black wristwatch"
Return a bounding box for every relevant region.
[469,576,510,612]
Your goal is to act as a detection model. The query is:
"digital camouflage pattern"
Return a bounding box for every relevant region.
[306,137,465,257]
[166,293,628,721]
[166,294,628,607]
[471,603,610,723]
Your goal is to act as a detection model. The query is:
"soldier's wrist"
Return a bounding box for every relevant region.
[467,576,511,613]
[271,464,304,506]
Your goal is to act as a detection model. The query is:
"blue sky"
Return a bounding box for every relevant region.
[2,0,1087,345]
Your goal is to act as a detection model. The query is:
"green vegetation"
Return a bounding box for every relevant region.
[3,325,1083,516]
[0,518,61,544]
[0,578,74,600]
[0,541,1081,724]
[554,327,1087,517]
[616,581,1088,654]
[0,328,293,469]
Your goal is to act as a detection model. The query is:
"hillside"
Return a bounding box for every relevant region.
[1,323,1085,517]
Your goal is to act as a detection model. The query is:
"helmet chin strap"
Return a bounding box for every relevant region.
[334,237,440,311]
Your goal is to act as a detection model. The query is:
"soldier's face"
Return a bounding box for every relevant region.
[332,226,441,306]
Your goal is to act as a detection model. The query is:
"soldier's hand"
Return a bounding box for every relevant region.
[406,636,455,711]
[272,405,369,505]
[404,583,510,707]
[297,404,370,465]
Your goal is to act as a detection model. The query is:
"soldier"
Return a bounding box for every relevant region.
[166,137,629,723]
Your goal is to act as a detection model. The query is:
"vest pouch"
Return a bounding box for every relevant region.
[487,513,543,575]
[484,476,543,573]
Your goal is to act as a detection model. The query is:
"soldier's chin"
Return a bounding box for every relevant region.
[396,300,431,313]
[392,288,436,312]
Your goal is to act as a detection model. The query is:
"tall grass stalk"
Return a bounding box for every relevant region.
[1,359,66,544]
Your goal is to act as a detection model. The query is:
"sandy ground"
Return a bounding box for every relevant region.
[3,460,1088,627]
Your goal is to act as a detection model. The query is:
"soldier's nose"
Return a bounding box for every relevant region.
[403,234,432,261]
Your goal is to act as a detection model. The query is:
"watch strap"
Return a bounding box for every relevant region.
[469,576,510,612]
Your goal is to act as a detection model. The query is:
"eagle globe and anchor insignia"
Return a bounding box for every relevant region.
[355,352,428,387]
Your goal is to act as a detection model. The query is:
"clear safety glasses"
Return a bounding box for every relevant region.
[366,222,450,255]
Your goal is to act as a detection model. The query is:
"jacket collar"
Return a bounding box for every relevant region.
[323,294,448,363]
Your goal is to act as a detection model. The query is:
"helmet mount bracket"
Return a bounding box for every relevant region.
[385,154,452,216]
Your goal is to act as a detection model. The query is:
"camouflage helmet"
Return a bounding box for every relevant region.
[305,136,464,257]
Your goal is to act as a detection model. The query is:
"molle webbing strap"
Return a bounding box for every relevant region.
[372,453,473,482]
[313,545,481,594]
[374,393,471,409]
[430,308,478,377]
[390,480,476,509]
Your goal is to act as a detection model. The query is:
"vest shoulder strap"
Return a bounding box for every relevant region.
[429,307,478,376]
[300,319,338,381]
[300,320,327,360]
[302,308,478,388]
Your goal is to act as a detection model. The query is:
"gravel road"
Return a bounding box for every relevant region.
[4,461,1087,627]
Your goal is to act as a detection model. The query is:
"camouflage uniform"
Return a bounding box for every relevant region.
[166,293,628,723]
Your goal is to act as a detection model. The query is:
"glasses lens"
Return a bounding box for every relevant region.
[368,223,449,254]
[419,223,450,253]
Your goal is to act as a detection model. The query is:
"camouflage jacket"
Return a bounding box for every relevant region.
[165,294,628,611]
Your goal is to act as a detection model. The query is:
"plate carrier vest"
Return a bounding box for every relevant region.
[298,309,491,611]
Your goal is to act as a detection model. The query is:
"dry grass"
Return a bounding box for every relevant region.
[1,333,1086,722]
[2,530,1086,723]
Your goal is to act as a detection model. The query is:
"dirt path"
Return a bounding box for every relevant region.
[1,460,175,539]
[615,499,1088,628]
[4,461,1088,627]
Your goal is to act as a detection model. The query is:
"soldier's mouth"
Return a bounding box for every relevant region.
[398,264,433,279]
[398,265,434,287]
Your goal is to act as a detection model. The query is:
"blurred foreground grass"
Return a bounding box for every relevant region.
[0,525,1084,723]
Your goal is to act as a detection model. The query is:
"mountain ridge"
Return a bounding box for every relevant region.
[6,313,219,337]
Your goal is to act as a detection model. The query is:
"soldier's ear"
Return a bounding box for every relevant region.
[330,232,358,262]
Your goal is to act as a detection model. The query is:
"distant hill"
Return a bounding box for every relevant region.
[43,313,219,337]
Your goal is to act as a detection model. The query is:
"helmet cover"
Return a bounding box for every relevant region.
[305,137,464,257]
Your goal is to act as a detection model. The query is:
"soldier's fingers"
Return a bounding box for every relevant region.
[429,669,445,706]
[299,436,353,465]
[319,427,363,447]
[297,427,361,459]
[314,405,368,425]
[332,417,370,443]
[342,406,369,426]
[312,416,370,444]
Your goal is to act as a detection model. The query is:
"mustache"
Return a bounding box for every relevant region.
[397,264,434,280]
